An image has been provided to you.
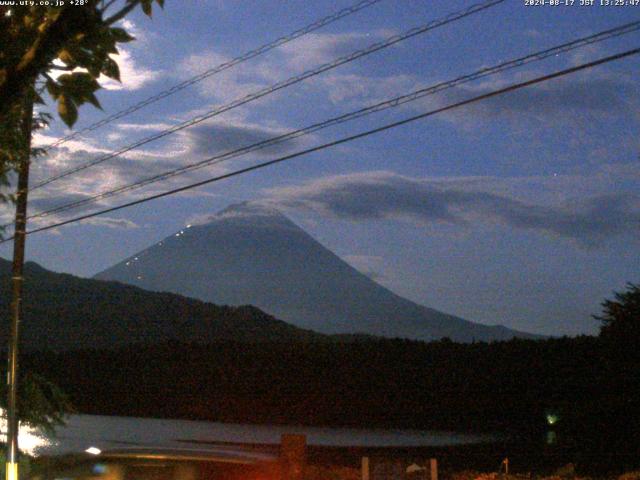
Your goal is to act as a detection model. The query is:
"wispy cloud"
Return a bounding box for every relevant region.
[99,48,160,91]
[114,122,175,131]
[15,113,314,231]
[183,118,311,158]
[266,171,640,247]
[277,31,390,71]
[177,29,394,106]
[178,51,274,104]
[79,216,139,229]
[418,69,639,128]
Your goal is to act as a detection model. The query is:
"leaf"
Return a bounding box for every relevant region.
[110,27,135,43]
[59,72,101,100]
[55,72,103,117]
[87,59,103,78]
[141,0,153,16]
[58,48,76,66]
[46,79,61,98]
[85,26,119,54]
[101,56,120,82]
[86,91,102,109]
[58,94,78,127]
[63,44,93,68]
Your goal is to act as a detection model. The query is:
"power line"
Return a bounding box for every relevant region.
[4,47,636,242]
[42,0,385,152]
[31,0,505,191]
[19,20,640,224]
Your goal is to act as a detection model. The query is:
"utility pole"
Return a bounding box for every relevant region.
[5,90,34,480]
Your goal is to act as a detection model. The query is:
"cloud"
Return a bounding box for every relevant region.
[319,72,420,105]
[28,193,92,213]
[183,119,310,158]
[185,213,215,226]
[99,48,160,91]
[178,52,274,104]
[115,122,174,132]
[23,113,313,231]
[31,132,183,186]
[23,134,190,227]
[424,70,639,125]
[118,19,146,43]
[78,216,139,229]
[266,171,640,246]
[0,186,139,232]
[277,31,389,71]
[177,30,393,105]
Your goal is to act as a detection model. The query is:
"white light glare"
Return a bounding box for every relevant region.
[85,447,101,455]
[0,408,53,456]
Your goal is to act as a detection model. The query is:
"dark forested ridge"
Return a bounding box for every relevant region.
[0,258,326,350]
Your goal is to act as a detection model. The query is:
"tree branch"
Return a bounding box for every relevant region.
[100,0,120,14]
[49,65,75,71]
[0,7,92,119]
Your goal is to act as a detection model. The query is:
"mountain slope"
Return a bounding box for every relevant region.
[0,258,324,351]
[95,202,537,342]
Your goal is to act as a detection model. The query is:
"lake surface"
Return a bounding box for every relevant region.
[31,414,491,456]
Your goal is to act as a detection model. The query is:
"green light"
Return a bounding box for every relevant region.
[546,413,559,425]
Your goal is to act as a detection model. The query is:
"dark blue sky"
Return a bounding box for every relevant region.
[2,0,639,336]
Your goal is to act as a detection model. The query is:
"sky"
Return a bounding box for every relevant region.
[1,0,639,337]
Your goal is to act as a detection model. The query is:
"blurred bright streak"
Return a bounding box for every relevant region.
[85,447,102,455]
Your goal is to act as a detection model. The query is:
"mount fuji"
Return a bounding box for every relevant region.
[95,203,538,342]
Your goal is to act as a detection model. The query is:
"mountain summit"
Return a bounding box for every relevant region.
[95,202,537,342]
